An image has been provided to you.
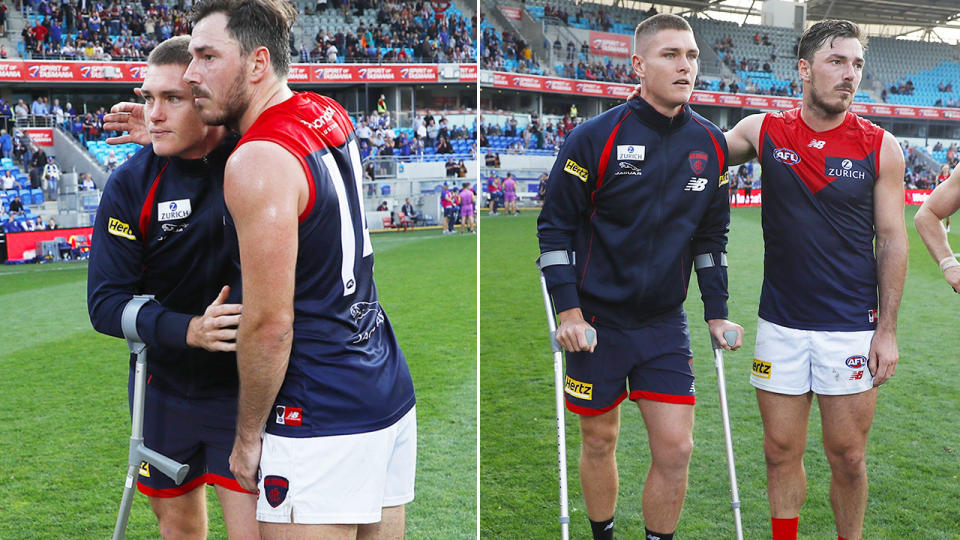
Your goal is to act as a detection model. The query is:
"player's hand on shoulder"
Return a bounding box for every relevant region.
[708,318,744,350]
[186,286,243,352]
[556,308,597,353]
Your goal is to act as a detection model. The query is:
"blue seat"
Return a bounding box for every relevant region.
[19,191,32,205]
[381,185,391,196]
[31,188,43,205]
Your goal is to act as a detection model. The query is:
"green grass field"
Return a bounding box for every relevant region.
[0,228,476,539]
[480,207,960,539]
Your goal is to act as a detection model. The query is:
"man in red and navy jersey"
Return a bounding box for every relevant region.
[88,36,258,538]
[724,20,908,540]
[184,0,415,537]
[538,14,743,540]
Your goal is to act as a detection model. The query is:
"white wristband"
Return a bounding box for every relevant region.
[939,256,960,272]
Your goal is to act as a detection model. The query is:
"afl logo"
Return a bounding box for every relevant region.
[773,147,801,166]
[845,355,867,368]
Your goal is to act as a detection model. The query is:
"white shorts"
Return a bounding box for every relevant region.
[750,318,874,395]
[256,406,417,524]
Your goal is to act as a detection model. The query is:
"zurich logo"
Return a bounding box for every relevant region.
[169,202,177,211]
[841,159,853,170]
[773,147,801,166]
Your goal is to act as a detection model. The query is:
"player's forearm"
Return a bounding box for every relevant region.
[914,205,954,263]
[875,233,907,333]
[235,316,293,443]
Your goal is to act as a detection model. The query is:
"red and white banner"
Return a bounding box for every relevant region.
[905,188,933,205]
[458,63,477,82]
[4,226,93,261]
[589,31,631,58]
[500,6,522,20]
[730,189,762,207]
[484,71,960,121]
[0,60,465,85]
[22,128,53,146]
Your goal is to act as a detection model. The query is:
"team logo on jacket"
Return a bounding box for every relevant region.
[349,301,385,343]
[275,405,303,426]
[263,476,289,508]
[825,156,866,180]
[617,145,645,161]
[158,199,191,221]
[773,147,801,165]
[688,151,708,174]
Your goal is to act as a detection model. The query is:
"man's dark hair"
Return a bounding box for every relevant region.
[192,0,297,78]
[797,19,866,62]
[633,13,692,55]
[147,35,192,66]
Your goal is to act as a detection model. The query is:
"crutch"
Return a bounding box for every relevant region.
[113,295,190,540]
[537,252,595,540]
[711,329,744,540]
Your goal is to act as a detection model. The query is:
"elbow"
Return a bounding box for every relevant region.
[240,313,294,347]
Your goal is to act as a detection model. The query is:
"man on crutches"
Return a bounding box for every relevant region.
[88,35,258,539]
[537,14,744,540]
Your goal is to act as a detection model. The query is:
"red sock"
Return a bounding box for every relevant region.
[771,516,799,540]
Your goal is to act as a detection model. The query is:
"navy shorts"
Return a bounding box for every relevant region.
[564,309,696,415]
[129,371,251,497]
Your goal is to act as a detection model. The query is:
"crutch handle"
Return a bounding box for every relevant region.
[137,444,190,485]
[121,295,154,354]
[724,329,738,348]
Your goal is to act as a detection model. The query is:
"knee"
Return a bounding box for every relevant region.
[581,428,617,460]
[652,435,693,471]
[825,446,867,478]
[763,435,803,468]
[154,511,206,540]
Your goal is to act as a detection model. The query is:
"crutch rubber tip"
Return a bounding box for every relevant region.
[585,328,596,348]
[723,329,738,348]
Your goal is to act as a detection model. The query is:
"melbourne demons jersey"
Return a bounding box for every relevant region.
[758,109,884,331]
[237,92,415,437]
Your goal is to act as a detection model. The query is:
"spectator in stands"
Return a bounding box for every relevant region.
[30,144,47,171]
[3,212,21,232]
[35,216,44,229]
[8,194,23,214]
[13,99,27,125]
[377,200,389,211]
[537,172,548,206]
[436,136,453,154]
[46,217,56,230]
[0,129,10,159]
[401,198,417,222]
[28,160,42,189]
[43,156,60,200]
[355,120,372,146]
[1,168,17,190]
[0,100,11,132]
[105,150,119,171]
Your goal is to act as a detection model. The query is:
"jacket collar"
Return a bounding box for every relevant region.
[627,96,691,133]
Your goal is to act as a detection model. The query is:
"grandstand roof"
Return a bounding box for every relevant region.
[654,0,960,35]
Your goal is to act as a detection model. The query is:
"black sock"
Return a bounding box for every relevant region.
[589,517,614,540]
[645,528,674,540]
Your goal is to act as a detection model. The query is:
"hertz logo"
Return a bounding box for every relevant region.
[565,375,593,400]
[107,217,136,240]
[563,159,589,182]
[752,359,771,379]
[719,170,729,187]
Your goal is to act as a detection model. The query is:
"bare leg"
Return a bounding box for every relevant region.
[636,399,694,533]
[214,484,259,540]
[756,389,813,519]
[579,407,620,521]
[261,523,356,540]
[357,505,405,540]
[148,485,208,540]
[819,390,877,540]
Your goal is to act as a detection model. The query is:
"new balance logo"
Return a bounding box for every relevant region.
[684,177,709,191]
[808,139,826,149]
